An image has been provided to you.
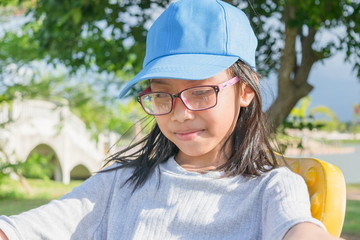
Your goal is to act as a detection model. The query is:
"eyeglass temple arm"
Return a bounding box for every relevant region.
[138,86,152,96]
[217,76,240,91]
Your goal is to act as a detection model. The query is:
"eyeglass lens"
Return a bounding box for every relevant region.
[139,86,217,115]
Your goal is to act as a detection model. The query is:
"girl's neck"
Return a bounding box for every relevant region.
[174,152,227,173]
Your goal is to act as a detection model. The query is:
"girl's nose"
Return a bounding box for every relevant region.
[170,97,194,122]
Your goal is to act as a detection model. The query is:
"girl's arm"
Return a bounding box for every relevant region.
[0,164,121,239]
[283,222,344,240]
[261,168,341,239]
[0,229,8,240]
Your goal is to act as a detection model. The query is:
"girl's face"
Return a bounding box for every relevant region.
[152,70,254,170]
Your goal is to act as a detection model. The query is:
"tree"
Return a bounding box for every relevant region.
[310,105,340,132]
[0,66,145,137]
[284,95,340,132]
[275,96,340,153]
[240,0,359,128]
[0,65,145,190]
[0,0,359,129]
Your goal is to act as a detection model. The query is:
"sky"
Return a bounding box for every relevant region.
[265,53,360,123]
[308,54,359,122]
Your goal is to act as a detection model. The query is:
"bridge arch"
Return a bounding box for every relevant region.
[24,143,63,182]
[70,164,91,180]
[1,99,114,185]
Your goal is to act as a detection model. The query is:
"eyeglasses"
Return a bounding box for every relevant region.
[137,76,239,116]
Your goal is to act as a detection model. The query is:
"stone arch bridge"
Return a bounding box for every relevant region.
[0,99,119,184]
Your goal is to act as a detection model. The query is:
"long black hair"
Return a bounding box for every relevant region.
[103,60,278,190]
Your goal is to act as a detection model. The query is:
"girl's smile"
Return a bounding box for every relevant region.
[173,129,205,141]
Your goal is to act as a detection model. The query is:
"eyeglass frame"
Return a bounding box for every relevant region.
[136,76,240,116]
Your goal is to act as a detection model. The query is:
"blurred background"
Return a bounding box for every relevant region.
[0,0,359,238]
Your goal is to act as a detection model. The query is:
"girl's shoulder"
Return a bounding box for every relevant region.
[262,166,299,179]
[99,161,135,180]
[257,166,309,198]
[248,166,306,191]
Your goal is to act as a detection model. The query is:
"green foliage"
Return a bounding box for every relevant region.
[349,123,360,133]
[0,21,42,69]
[310,105,340,132]
[1,0,168,75]
[282,96,343,132]
[0,176,26,200]
[235,0,360,78]
[2,0,357,82]
[20,153,55,180]
[274,131,303,154]
[276,96,340,152]
[0,65,145,136]
[284,96,327,131]
[0,0,359,131]
[0,163,9,186]
[0,155,21,186]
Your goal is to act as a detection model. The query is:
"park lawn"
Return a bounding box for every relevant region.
[0,177,83,215]
[342,200,360,236]
[344,183,360,236]
[0,198,52,215]
[0,177,359,237]
[347,183,360,191]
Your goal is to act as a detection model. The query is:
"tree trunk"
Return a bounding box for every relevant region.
[266,5,318,130]
[17,172,34,196]
[267,82,313,129]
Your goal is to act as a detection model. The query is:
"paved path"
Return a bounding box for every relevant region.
[347,189,360,200]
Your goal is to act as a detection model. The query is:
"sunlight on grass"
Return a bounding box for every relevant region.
[0,177,83,215]
[342,200,360,236]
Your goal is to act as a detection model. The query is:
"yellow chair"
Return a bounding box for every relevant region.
[276,154,346,237]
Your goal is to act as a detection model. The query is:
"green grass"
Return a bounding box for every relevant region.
[0,199,51,215]
[346,183,360,190]
[0,177,83,215]
[340,139,360,144]
[342,200,360,236]
[321,139,360,145]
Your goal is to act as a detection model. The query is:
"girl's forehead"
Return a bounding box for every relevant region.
[150,71,232,87]
[150,78,216,89]
[150,69,233,86]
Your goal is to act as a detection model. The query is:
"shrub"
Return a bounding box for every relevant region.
[21,153,55,180]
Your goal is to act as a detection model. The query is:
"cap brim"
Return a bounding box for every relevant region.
[119,54,239,98]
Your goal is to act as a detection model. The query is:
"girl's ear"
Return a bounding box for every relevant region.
[239,74,257,107]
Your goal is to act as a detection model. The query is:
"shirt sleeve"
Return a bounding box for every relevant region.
[261,167,327,240]
[0,165,120,240]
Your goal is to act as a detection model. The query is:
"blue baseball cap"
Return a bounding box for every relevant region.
[119,0,257,98]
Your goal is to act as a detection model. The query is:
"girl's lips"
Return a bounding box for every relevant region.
[174,129,204,141]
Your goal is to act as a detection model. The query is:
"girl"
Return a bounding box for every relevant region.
[0,0,341,239]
